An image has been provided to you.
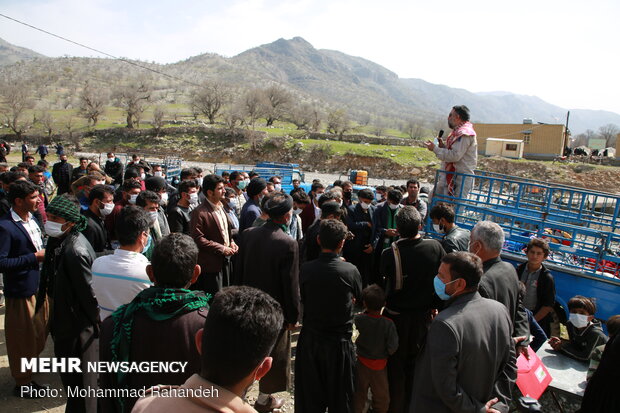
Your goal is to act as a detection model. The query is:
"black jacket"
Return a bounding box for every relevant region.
[50,232,99,339]
[104,158,124,185]
[346,203,375,254]
[441,225,470,253]
[81,208,110,254]
[480,256,530,339]
[51,161,73,194]
[516,262,555,314]
[168,204,192,235]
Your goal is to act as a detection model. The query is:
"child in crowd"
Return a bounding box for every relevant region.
[549,295,608,361]
[353,285,398,413]
[587,315,620,380]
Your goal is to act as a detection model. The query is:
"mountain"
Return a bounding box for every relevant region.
[0,36,618,134]
[0,37,46,66]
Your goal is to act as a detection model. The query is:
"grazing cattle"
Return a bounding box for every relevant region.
[573,146,591,157]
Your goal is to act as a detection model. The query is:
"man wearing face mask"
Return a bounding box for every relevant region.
[290,190,310,242]
[429,203,470,253]
[136,190,170,260]
[51,153,73,195]
[300,182,325,233]
[169,180,199,235]
[235,193,300,413]
[342,180,354,207]
[91,205,152,320]
[132,286,282,413]
[228,171,247,217]
[269,175,283,193]
[346,188,376,288]
[239,177,268,233]
[106,180,142,243]
[379,206,445,413]
[81,184,114,254]
[104,152,124,186]
[411,252,514,413]
[372,189,403,254]
[470,221,531,355]
[44,194,99,413]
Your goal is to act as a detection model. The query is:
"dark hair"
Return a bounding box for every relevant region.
[151,233,199,288]
[607,315,620,337]
[88,184,114,204]
[268,176,281,183]
[320,202,342,219]
[1,171,27,185]
[136,190,160,207]
[221,171,230,178]
[37,159,48,167]
[395,206,420,238]
[145,176,167,192]
[406,179,420,188]
[178,179,198,195]
[193,167,203,175]
[387,189,403,204]
[24,155,35,162]
[180,168,198,180]
[292,190,310,205]
[318,219,347,250]
[17,162,30,169]
[8,180,39,204]
[28,165,45,174]
[342,180,353,189]
[376,185,387,192]
[201,286,283,386]
[264,193,293,219]
[452,105,471,122]
[202,174,224,195]
[249,171,259,179]
[106,152,114,157]
[116,205,151,246]
[430,203,455,223]
[526,238,551,257]
[224,186,236,198]
[122,179,142,192]
[332,180,343,188]
[357,188,374,201]
[442,252,483,288]
[79,157,88,162]
[362,284,385,311]
[311,182,325,194]
[568,296,596,316]
[131,154,139,160]
[124,167,140,180]
[229,171,242,181]
[318,192,336,207]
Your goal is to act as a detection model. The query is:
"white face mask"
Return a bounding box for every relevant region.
[228,198,237,209]
[189,192,199,205]
[388,203,399,210]
[154,171,163,177]
[100,202,114,216]
[360,202,370,210]
[433,223,445,234]
[375,193,383,202]
[148,211,159,225]
[160,192,169,204]
[569,313,590,329]
[293,207,303,215]
[274,184,282,192]
[107,157,114,161]
[45,220,67,238]
[338,200,343,207]
[128,194,139,205]
[140,173,146,180]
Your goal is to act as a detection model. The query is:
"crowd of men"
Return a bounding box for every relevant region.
[1,104,616,413]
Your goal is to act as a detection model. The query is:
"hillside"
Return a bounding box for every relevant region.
[1,36,619,133]
[0,37,45,66]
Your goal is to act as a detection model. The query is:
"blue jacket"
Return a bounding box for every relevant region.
[239,199,261,233]
[0,212,41,298]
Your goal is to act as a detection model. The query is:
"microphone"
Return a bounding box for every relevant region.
[434,130,445,147]
[438,129,444,138]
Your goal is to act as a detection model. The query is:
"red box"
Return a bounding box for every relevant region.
[516,347,553,400]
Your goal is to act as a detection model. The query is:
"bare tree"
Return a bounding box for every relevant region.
[242,89,266,129]
[222,101,245,131]
[152,106,166,136]
[403,118,426,139]
[113,79,151,129]
[79,82,108,126]
[262,85,292,127]
[64,116,80,150]
[190,81,228,124]
[0,81,34,140]
[39,110,56,139]
[371,116,386,137]
[598,124,619,147]
[326,108,351,139]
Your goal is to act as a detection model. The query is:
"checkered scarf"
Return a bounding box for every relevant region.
[46,194,88,232]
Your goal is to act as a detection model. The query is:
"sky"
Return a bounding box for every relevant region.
[1,0,619,115]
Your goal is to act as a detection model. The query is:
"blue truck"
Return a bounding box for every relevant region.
[425,169,620,325]
[214,162,311,193]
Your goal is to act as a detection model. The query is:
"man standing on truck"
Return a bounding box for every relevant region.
[424,105,477,199]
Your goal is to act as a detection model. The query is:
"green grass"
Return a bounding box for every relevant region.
[291,138,436,166]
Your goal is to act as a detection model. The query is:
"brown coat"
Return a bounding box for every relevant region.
[190,201,234,273]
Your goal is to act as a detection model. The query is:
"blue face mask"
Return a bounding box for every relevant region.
[142,234,152,254]
[433,276,459,301]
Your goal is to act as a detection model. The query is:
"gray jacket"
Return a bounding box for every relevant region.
[441,225,470,253]
[411,292,515,413]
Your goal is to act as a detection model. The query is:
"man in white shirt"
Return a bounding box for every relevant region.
[91,205,152,319]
